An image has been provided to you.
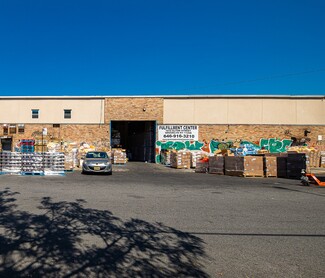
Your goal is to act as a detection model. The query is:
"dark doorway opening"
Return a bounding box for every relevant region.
[1,138,12,151]
[111,121,156,162]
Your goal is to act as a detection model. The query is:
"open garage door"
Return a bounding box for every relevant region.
[110,121,156,162]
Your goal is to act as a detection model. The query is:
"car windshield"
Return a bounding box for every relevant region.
[86,152,108,159]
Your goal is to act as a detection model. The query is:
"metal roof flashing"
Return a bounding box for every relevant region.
[0,94,324,99]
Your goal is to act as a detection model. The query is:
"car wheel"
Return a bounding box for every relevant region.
[107,171,112,175]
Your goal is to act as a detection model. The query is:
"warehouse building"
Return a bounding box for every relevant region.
[0,96,324,164]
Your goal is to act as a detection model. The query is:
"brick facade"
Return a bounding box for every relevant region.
[1,97,324,153]
[199,124,325,146]
[0,124,110,151]
[105,97,164,123]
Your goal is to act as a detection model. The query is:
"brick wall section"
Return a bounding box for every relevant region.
[0,124,110,150]
[1,123,324,151]
[105,97,164,123]
[199,124,325,145]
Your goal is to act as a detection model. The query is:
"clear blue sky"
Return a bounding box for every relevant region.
[0,0,324,96]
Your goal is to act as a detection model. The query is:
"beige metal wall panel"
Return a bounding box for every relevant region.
[296,99,325,124]
[227,99,263,124]
[164,98,229,124]
[163,99,195,123]
[0,99,105,124]
[164,97,324,125]
[262,99,297,124]
[193,99,228,124]
[165,98,265,124]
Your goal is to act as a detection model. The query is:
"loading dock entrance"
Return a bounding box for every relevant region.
[110,121,156,162]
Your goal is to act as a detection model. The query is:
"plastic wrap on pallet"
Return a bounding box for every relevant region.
[112,149,127,164]
[190,151,209,168]
[0,152,65,175]
[0,152,22,173]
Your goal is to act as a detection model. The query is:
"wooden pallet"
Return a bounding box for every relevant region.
[243,174,264,178]
[21,172,44,176]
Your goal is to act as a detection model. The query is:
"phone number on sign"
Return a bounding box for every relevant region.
[163,134,195,139]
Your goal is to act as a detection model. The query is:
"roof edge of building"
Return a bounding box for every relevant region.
[0,94,324,99]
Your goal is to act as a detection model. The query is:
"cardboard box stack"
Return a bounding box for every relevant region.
[208,156,224,174]
[35,139,48,153]
[225,156,264,177]
[170,150,191,169]
[112,149,127,164]
[264,156,277,177]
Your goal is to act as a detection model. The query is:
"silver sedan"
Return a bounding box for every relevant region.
[82,151,112,175]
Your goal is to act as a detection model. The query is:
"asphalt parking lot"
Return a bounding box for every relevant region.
[1,162,325,277]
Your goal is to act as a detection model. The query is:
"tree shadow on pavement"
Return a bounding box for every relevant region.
[0,189,208,278]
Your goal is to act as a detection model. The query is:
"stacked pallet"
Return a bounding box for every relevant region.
[35,139,48,153]
[195,158,209,173]
[112,149,127,164]
[64,153,75,170]
[0,152,22,174]
[286,153,306,179]
[276,154,288,178]
[208,156,224,174]
[170,150,191,169]
[191,151,209,168]
[21,153,43,173]
[264,156,277,177]
[0,152,65,175]
[19,139,35,153]
[43,153,65,175]
[225,156,264,177]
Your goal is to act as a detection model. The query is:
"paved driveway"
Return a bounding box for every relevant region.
[1,162,325,277]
